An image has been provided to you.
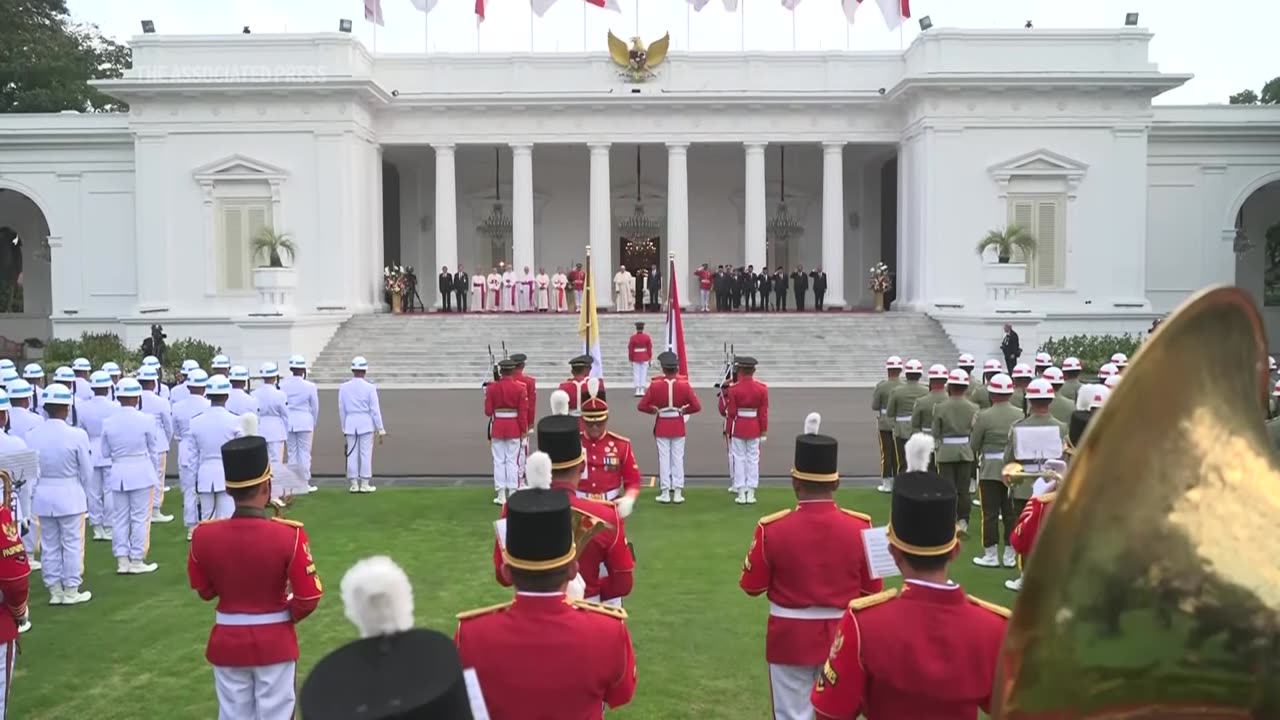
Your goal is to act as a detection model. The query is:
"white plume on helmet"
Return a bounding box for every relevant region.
[905,433,934,472]
[586,376,601,400]
[803,412,821,435]
[340,556,415,639]
[525,451,552,490]
[239,411,259,436]
[549,389,570,416]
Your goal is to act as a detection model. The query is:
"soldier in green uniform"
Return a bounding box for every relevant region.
[969,373,1021,570]
[966,358,1002,410]
[955,353,976,385]
[1001,377,1068,592]
[910,364,949,454]
[1059,357,1083,402]
[1042,367,1074,423]
[884,359,929,493]
[931,369,979,538]
[1009,364,1034,415]
[1032,351,1053,377]
[871,356,904,492]
[1268,381,1280,445]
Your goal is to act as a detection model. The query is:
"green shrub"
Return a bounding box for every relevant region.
[43,332,132,372]
[162,338,221,379]
[1039,333,1143,373]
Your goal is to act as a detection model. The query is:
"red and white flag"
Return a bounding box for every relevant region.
[687,0,739,10]
[363,0,385,26]
[409,0,438,12]
[664,257,690,380]
[530,0,556,16]
[476,0,486,22]
[875,0,910,29]
[584,0,622,11]
[841,0,862,24]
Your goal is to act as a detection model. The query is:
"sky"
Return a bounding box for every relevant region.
[66,0,1275,105]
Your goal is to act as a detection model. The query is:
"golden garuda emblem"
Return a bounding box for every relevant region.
[607,31,670,83]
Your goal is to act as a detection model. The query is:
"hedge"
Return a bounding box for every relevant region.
[40,332,222,381]
[1038,333,1144,374]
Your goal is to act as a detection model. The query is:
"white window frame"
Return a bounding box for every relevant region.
[215,196,272,293]
[988,149,1088,293]
[192,155,287,298]
[1008,194,1067,289]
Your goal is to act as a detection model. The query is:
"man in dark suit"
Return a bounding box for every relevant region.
[1001,324,1022,372]
[713,265,726,311]
[454,265,469,312]
[791,264,809,311]
[438,266,453,312]
[773,266,788,311]
[744,264,757,311]
[756,269,770,311]
[810,266,828,311]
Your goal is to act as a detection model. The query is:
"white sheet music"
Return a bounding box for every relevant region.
[270,462,309,499]
[0,450,39,488]
[861,526,902,580]
[1014,426,1064,460]
[494,518,507,549]
[463,668,492,720]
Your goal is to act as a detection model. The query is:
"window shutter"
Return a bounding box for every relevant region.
[1011,201,1034,266]
[221,205,246,291]
[1035,200,1058,287]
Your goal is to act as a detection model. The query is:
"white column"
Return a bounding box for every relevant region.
[433,144,458,308]
[134,133,171,312]
[822,142,847,308]
[744,142,767,270]
[511,143,535,275]
[666,142,690,306]
[589,143,613,308]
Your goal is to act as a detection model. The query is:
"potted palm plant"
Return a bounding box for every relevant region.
[251,227,298,316]
[978,225,1035,309]
[976,225,1036,264]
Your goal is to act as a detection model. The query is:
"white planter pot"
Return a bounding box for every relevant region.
[982,262,1027,310]
[253,266,297,316]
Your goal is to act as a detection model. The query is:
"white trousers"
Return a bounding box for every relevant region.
[39,514,85,590]
[153,452,168,511]
[632,362,648,389]
[180,465,199,529]
[730,437,761,491]
[213,662,297,720]
[700,288,711,310]
[656,437,686,491]
[285,431,313,482]
[727,441,737,490]
[17,484,36,556]
[265,441,284,464]
[87,466,114,528]
[768,663,820,720]
[0,640,15,720]
[198,492,235,521]
[344,433,374,480]
[491,439,520,491]
[110,487,153,560]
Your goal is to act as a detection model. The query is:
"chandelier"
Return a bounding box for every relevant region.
[618,147,661,241]
[477,148,512,241]
[767,145,804,242]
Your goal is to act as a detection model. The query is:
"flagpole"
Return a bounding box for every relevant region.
[583,1,588,51]
[530,6,536,53]
[740,0,745,51]
[845,20,850,50]
[424,6,429,53]
[686,1,691,52]
[791,9,797,51]
[634,0,640,37]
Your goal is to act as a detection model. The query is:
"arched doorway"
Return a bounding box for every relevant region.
[1232,178,1280,343]
[0,187,53,346]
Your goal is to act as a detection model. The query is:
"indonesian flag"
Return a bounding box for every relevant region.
[687,0,739,10]
[584,0,622,11]
[476,0,486,22]
[841,0,861,24]
[664,257,690,379]
[409,0,438,12]
[363,0,384,26]
[875,0,910,30]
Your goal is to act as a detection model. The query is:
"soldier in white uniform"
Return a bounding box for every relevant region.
[0,369,17,390]
[141,355,170,401]
[26,383,93,606]
[280,355,319,493]
[101,378,164,575]
[101,362,122,400]
[170,359,200,406]
[173,369,211,541]
[210,354,232,375]
[338,357,386,494]
[0,360,12,375]
[0,389,35,577]
[189,375,246,521]
[51,367,77,421]
[4,379,44,567]
[77,371,120,542]
[21,363,44,415]
[136,367,175,523]
[71,358,93,402]
[251,363,289,464]
[227,366,260,416]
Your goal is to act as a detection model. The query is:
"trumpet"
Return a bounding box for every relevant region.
[269,493,294,518]
[1000,461,1064,488]
[0,470,12,514]
[571,507,612,559]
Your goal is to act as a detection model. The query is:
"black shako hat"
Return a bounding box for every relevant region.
[503,488,575,571]
[537,415,585,471]
[222,436,270,490]
[300,628,474,720]
[792,413,838,483]
[887,471,959,556]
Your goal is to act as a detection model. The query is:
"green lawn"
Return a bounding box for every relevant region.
[13,487,1019,719]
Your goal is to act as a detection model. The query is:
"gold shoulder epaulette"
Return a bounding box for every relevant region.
[456,601,514,621]
[840,508,872,523]
[572,599,628,620]
[848,588,899,612]
[606,430,631,443]
[968,595,1012,618]
[196,518,226,526]
[271,517,304,528]
[758,508,792,526]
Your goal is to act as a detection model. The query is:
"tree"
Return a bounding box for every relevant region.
[1228,75,1279,105]
[1229,89,1260,105]
[0,0,132,113]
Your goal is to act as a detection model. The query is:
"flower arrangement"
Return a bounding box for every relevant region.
[868,262,893,293]
[383,265,409,294]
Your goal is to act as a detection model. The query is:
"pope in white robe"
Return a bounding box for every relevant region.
[501,269,518,312]
[551,269,569,312]
[486,269,502,312]
[518,267,536,313]
[535,269,551,312]
[471,270,487,311]
[614,266,635,313]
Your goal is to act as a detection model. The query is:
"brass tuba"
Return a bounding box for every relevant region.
[993,286,1280,719]
[0,470,11,513]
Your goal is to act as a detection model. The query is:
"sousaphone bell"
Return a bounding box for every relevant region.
[993,286,1280,719]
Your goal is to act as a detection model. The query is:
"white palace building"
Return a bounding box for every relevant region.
[2,26,1279,369]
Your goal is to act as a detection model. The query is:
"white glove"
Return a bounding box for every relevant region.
[615,493,636,519]
[566,573,587,601]
[378,429,387,436]
[761,435,767,444]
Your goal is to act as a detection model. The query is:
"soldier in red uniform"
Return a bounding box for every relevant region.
[558,355,605,426]
[568,263,585,312]
[638,351,701,504]
[811,435,1009,720]
[718,364,738,494]
[485,359,529,505]
[0,497,31,715]
[494,398,634,605]
[740,412,882,720]
[187,435,324,720]
[727,356,769,505]
[579,390,643,518]
[627,322,653,397]
[509,353,537,485]
[456,482,638,719]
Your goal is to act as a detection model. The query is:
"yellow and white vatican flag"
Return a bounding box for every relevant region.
[579,249,604,379]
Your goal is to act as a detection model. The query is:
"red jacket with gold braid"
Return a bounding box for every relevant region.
[0,506,30,644]
[637,375,701,438]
